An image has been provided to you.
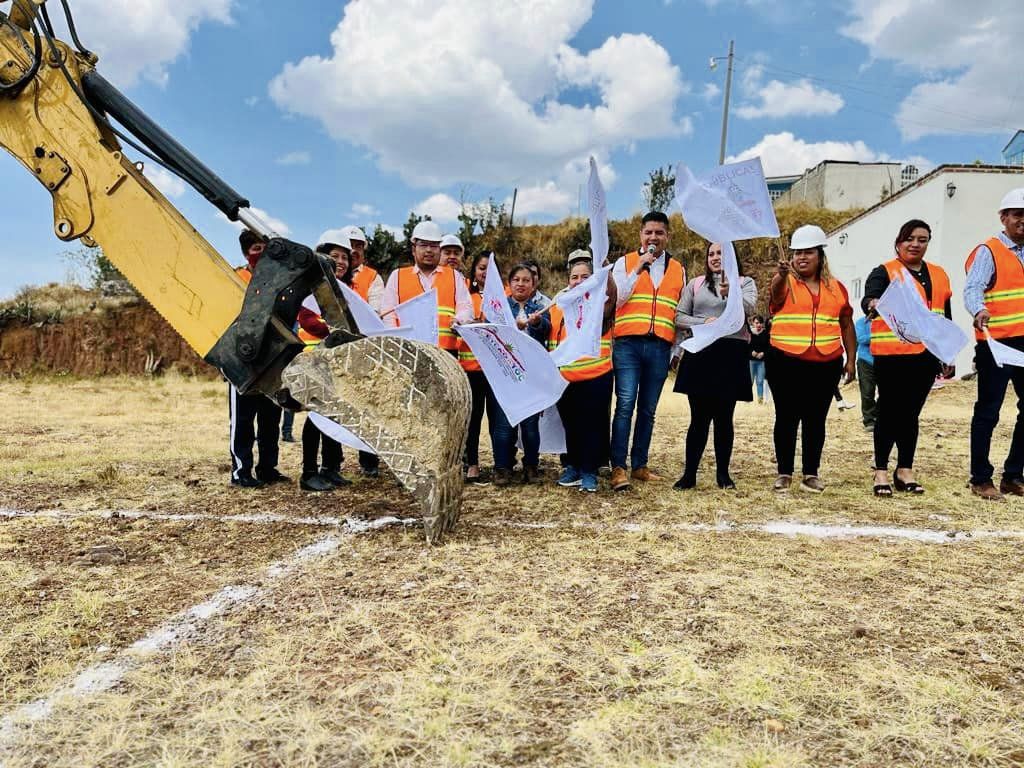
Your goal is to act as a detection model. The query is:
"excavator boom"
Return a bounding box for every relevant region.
[0,1,469,541]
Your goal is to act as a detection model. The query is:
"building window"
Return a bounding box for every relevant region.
[851,277,862,299]
[769,189,783,201]
[900,165,919,187]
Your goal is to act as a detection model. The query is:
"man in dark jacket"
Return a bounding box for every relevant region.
[228,230,289,488]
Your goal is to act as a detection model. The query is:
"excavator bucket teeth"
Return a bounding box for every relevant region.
[281,337,471,543]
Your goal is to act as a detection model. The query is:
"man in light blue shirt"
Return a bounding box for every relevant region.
[854,312,876,430]
[963,187,1024,500]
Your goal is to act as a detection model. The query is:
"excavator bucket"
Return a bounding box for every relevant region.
[282,336,471,544]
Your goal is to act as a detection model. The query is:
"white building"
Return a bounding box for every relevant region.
[778,160,919,211]
[826,164,1024,373]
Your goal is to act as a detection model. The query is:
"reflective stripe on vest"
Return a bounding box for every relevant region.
[613,252,685,343]
[548,305,613,382]
[351,265,378,302]
[397,265,459,350]
[296,323,322,347]
[770,276,846,357]
[458,293,483,371]
[870,259,951,356]
[966,237,1024,341]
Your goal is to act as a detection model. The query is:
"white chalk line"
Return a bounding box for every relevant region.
[4,506,1024,545]
[0,516,410,765]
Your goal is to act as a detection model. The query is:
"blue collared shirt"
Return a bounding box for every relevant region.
[507,295,551,344]
[964,232,1024,317]
[855,315,873,365]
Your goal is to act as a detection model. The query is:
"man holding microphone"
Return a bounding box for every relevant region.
[609,211,687,491]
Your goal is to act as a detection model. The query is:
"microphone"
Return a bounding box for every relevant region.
[640,243,656,272]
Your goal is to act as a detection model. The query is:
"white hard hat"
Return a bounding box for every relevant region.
[566,248,592,266]
[411,220,443,242]
[790,224,827,250]
[342,225,367,243]
[999,188,1024,212]
[317,228,351,251]
[440,234,464,251]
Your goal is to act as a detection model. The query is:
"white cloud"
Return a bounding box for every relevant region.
[348,203,381,219]
[703,82,721,101]
[58,0,233,87]
[509,182,574,219]
[841,0,1018,139]
[268,0,689,193]
[275,151,312,166]
[143,166,186,199]
[736,79,844,119]
[413,193,464,223]
[218,206,291,237]
[727,132,886,177]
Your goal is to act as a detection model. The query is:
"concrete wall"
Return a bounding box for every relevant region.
[778,163,903,211]
[827,168,1024,373]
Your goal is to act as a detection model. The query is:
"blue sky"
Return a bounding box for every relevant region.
[0,0,1016,298]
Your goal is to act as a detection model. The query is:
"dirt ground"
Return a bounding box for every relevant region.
[1,374,1023,767]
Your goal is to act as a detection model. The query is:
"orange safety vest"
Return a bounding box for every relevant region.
[547,305,613,382]
[396,265,459,351]
[871,259,951,355]
[458,293,483,372]
[613,252,686,343]
[235,265,252,285]
[351,264,379,302]
[966,237,1024,341]
[770,276,847,359]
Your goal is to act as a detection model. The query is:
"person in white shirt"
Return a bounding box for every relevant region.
[379,221,474,352]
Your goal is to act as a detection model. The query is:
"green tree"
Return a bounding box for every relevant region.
[365,224,406,275]
[61,245,128,290]
[642,165,677,213]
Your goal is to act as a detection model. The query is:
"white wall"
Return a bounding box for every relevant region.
[827,168,1024,373]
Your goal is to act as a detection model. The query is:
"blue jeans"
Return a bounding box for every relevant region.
[749,360,766,399]
[611,336,671,470]
[489,400,541,470]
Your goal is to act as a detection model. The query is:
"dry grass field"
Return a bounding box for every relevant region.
[2,374,1024,767]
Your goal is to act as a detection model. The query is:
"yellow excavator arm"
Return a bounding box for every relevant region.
[0,1,469,541]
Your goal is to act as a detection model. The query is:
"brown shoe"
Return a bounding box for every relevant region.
[800,475,826,493]
[611,466,631,491]
[971,481,1005,501]
[523,466,541,484]
[999,478,1024,496]
[630,466,663,482]
[493,468,512,487]
[773,474,792,492]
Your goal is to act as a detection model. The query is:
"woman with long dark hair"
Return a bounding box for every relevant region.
[767,225,856,493]
[672,242,757,490]
[457,252,494,483]
[862,219,954,496]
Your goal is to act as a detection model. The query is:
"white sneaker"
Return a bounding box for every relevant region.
[837,400,857,411]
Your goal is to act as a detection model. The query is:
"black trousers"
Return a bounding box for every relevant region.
[857,359,877,427]
[970,339,1024,484]
[464,370,492,466]
[301,416,343,475]
[873,352,939,470]
[765,350,842,476]
[229,384,281,480]
[682,395,738,483]
[556,371,613,474]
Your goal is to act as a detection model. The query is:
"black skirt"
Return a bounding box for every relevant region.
[673,337,753,401]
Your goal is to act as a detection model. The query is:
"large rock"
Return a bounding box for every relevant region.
[282,337,471,543]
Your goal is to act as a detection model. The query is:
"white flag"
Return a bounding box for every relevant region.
[875,267,967,365]
[517,405,567,454]
[455,323,567,426]
[588,156,609,266]
[985,329,1024,368]
[673,157,780,242]
[550,265,611,366]
[339,282,388,334]
[482,253,514,325]
[309,411,376,454]
[394,289,439,345]
[673,157,779,354]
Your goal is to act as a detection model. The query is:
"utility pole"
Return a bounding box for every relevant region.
[711,40,735,165]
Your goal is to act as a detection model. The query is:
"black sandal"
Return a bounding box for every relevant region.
[893,472,925,494]
[873,483,893,497]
